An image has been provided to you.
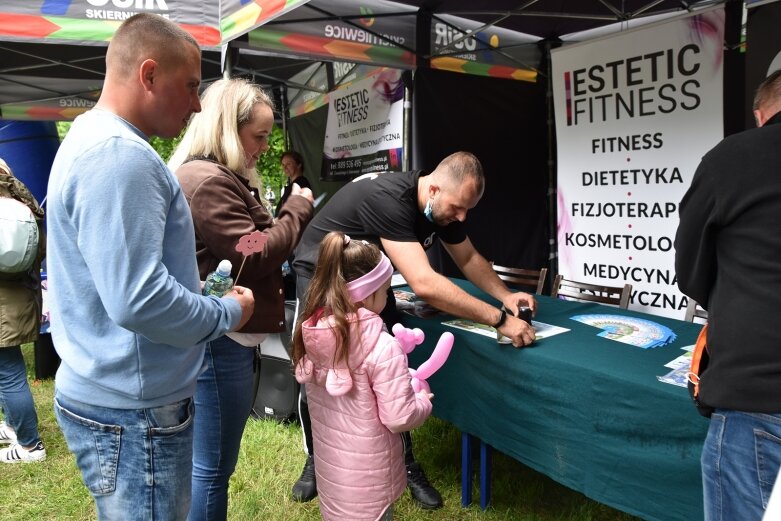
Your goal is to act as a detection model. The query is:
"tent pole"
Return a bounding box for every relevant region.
[222,46,238,80]
[402,70,413,171]
[278,85,290,150]
[543,38,562,285]
[411,7,432,170]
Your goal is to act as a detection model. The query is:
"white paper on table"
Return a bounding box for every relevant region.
[391,272,407,287]
[443,319,570,341]
[665,351,693,370]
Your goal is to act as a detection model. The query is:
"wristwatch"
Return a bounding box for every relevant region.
[492,309,507,329]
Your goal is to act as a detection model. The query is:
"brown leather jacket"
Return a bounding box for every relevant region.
[176,159,313,333]
[0,172,45,347]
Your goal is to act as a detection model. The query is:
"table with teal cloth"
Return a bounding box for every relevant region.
[401,279,709,521]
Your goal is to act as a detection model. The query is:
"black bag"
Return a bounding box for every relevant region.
[687,324,714,418]
[251,300,299,422]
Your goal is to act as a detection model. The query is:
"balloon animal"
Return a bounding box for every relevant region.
[392,323,454,393]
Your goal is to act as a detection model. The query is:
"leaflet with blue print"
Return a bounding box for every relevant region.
[569,314,676,349]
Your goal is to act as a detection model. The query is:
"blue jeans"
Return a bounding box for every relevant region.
[189,336,256,521]
[54,392,194,521]
[0,345,41,447]
[702,409,781,521]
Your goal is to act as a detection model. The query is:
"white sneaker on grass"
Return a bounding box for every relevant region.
[0,441,46,463]
[0,422,16,444]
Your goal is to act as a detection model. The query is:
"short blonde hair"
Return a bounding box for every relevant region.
[753,69,781,112]
[169,78,274,176]
[106,13,199,81]
[435,151,484,195]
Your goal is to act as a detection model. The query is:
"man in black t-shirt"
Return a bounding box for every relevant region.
[291,151,537,509]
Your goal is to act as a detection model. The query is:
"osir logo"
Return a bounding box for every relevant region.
[86,0,169,8]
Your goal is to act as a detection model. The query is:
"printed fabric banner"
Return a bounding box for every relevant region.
[322,68,404,180]
[552,7,725,319]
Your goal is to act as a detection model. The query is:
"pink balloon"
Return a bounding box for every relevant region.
[410,375,429,394]
[391,323,424,354]
[392,325,454,394]
[414,332,454,380]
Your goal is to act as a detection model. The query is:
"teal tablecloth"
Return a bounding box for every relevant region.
[402,280,708,521]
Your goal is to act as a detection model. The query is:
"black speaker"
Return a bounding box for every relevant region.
[251,301,299,422]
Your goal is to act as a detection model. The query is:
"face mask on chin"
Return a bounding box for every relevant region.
[424,198,434,222]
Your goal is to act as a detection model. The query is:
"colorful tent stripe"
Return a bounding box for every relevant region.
[290,94,328,117]
[0,12,219,46]
[248,28,415,68]
[179,23,222,47]
[40,17,117,42]
[0,104,90,121]
[0,13,65,39]
[431,56,537,82]
[0,14,118,42]
[220,0,306,44]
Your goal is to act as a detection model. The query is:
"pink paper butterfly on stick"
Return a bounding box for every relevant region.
[233,230,268,285]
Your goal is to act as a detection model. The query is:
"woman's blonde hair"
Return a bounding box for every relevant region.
[168,78,274,177]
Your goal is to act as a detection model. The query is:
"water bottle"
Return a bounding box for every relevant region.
[203,259,234,297]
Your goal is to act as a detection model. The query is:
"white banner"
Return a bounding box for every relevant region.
[322,68,404,179]
[552,7,725,318]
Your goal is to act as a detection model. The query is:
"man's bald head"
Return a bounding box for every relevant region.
[434,151,485,196]
[753,70,781,127]
[106,13,199,81]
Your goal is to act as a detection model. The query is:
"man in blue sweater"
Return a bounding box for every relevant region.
[47,14,254,521]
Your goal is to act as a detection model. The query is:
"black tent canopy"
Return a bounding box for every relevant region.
[0,0,726,118]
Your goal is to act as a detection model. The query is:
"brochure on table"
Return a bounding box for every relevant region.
[570,314,677,349]
[443,318,569,341]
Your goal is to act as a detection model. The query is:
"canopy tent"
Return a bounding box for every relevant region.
[0,0,727,120]
[0,0,744,310]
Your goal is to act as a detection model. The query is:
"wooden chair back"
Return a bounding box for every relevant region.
[492,264,548,295]
[551,274,632,309]
[684,299,708,323]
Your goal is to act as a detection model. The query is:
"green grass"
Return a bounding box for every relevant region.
[2,345,638,521]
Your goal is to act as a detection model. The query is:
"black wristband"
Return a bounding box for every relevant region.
[492,309,507,329]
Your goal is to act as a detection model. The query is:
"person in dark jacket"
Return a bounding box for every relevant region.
[277,150,313,299]
[170,78,313,521]
[0,157,46,463]
[275,150,312,216]
[675,69,781,521]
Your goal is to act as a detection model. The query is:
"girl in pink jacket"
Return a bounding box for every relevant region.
[292,232,433,521]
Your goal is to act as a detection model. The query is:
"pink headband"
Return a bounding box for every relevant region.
[346,253,393,302]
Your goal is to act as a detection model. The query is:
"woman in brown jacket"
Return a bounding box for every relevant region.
[0,158,46,463]
[169,79,313,521]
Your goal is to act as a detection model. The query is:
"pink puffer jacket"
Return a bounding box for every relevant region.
[296,308,432,521]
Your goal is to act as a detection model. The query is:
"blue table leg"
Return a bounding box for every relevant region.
[479,440,493,510]
[462,432,473,506]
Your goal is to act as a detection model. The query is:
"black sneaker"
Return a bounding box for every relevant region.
[292,455,317,502]
[406,462,443,509]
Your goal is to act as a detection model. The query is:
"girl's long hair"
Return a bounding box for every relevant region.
[292,232,382,368]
